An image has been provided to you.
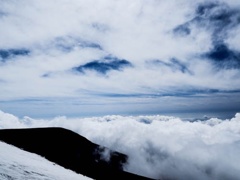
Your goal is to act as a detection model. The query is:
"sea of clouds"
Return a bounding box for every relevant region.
[0,0,240,107]
[1,110,240,180]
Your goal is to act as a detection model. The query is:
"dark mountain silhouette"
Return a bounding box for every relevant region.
[0,127,153,180]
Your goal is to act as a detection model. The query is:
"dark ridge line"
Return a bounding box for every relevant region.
[0,127,154,180]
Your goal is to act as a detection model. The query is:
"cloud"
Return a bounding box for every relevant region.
[204,43,240,69]
[51,36,103,53]
[0,48,30,62]
[0,0,240,116]
[1,1,239,178]
[148,58,192,74]
[0,110,240,179]
[73,56,132,75]
[174,1,240,39]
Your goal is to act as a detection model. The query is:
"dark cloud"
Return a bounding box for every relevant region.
[0,49,30,62]
[195,2,240,40]
[73,56,132,74]
[173,2,240,70]
[196,2,240,26]
[174,2,240,40]
[204,43,240,69]
[0,11,7,17]
[93,88,240,99]
[173,24,191,36]
[195,2,240,69]
[149,58,192,74]
[79,42,102,50]
[92,23,110,33]
[170,58,192,74]
[41,73,51,78]
[54,37,102,52]
[195,2,218,16]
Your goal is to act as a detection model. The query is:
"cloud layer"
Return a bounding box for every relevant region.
[0,0,240,116]
[1,110,240,179]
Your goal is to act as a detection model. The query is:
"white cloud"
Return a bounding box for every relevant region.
[1,1,239,178]
[1,110,240,179]
[0,0,240,116]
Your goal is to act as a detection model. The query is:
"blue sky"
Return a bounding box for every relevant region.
[0,0,240,118]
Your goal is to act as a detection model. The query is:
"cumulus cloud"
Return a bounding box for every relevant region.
[1,110,240,179]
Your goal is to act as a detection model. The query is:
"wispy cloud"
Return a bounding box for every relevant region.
[0,0,240,116]
[73,56,132,74]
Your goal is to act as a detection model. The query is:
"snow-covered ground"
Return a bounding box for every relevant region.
[0,141,92,180]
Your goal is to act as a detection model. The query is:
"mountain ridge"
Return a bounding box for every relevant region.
[0,127,153,180]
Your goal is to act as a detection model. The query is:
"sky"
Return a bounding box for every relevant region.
[1,110,240,179]
[1,1,240,178]
[0,0,240,118]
